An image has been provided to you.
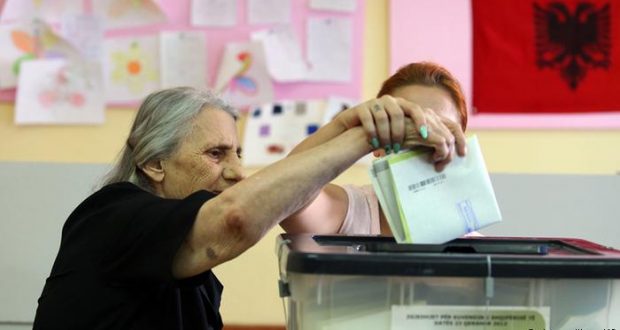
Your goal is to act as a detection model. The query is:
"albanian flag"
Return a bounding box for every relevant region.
[473,0,620,113]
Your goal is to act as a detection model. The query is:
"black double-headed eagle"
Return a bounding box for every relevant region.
[533,1,611,89]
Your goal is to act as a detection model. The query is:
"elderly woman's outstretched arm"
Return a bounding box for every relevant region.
[172,126,372,278]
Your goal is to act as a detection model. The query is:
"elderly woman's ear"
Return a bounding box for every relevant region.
[140,160,165,183]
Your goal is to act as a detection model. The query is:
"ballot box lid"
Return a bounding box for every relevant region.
[277,234,620,278]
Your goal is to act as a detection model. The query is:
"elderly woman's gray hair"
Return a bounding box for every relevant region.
[102,87,238,192]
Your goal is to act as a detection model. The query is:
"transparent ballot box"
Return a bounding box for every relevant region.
[276,234,620,330]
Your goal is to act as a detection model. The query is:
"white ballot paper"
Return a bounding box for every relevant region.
[370,135,501,244]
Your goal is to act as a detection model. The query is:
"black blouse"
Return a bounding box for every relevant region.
[34,182,223,330]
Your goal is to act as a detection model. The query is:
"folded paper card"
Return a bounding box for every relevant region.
[369,135,501,244]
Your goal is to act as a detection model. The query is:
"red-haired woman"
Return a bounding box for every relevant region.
[282,61,469,235]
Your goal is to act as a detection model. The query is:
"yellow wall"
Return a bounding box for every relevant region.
[1,0,619,325]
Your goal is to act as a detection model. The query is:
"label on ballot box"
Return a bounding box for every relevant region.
[391,305,550,330]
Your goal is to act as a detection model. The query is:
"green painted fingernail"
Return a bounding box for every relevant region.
[419,125,428,139]
[370,137,379,149]
[384,145,391,154]
[393,143,401,153]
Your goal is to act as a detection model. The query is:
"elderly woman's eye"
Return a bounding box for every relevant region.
[206,149,223,159]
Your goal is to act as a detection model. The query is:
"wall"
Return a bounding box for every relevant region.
[0,0,619,326]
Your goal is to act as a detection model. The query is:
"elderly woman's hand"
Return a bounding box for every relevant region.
[401,107,466,172]
[333,95,466,170]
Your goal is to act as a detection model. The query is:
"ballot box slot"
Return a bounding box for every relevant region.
[312,235,599,256]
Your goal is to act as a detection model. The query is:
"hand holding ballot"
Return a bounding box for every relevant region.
[282,62,486,240]
[370,135,502,244]
[332,93,467,171]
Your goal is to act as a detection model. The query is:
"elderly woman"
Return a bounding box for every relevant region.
[33,62,466,329]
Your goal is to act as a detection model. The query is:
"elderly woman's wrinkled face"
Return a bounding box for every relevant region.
[390,84,461,126]
[159,108,244,199]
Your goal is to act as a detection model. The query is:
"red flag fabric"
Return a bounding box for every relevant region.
[473,0,620,114]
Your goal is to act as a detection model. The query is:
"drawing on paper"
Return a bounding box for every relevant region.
[242,101,325,166]
[94,0,166,29]
[9,29,37,75]
[215,42,273,107]
[110,41,158,93]
[0,0,84,23]
[0,21,78,88]
[14,59,105,125]
[38,67,86,108]
[230,52,258,95]
[107,0,161,17]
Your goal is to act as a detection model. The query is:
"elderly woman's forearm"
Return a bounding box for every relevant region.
[288,119,347,155]
[176,127,370,276]
[227,127,368,233]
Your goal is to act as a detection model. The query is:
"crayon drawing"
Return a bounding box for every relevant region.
[215,41,273,108]
[242,100,324,167]
[15,59,105,125]
[229,52,258,95]
[0,20,78,88]
[104,35,159,103]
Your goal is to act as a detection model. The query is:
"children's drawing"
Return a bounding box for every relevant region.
[110,42,158,93]
[61,14,105,61]
[215,41,273,108]
[230,52,258,95]
[37,67,86,108]
[0,0,84,23]
[9,29,37,76]
[104,35,159,103]
[93,0,166,30]
[242,100,325,167]
[0,20,79,88]
[15,59,105,125]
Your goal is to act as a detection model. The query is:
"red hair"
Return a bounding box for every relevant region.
[377,62,468,130]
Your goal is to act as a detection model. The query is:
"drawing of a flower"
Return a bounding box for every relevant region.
[110,41,158,93]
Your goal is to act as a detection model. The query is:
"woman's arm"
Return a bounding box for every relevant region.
[280,96,467,236]
[289,95,423,156]
[172,127,372,278]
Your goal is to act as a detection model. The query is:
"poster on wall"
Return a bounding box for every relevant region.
[247,0,291,24]
[0,0,84,23]
[215,41,274,108]
[160,30,208,89]
[92,0,166,30]
[0,20,79,89]
[242,98,372,167]
[103,35,160,103]
[61,14,105,61]
[1,0,364,108]
[190,0,237,27]
[306,17,353,82]
[251,26,308,82]
[242,100,323,167]
[15,58,105,125]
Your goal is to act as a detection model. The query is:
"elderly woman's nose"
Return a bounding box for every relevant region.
[223,159,245,182]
